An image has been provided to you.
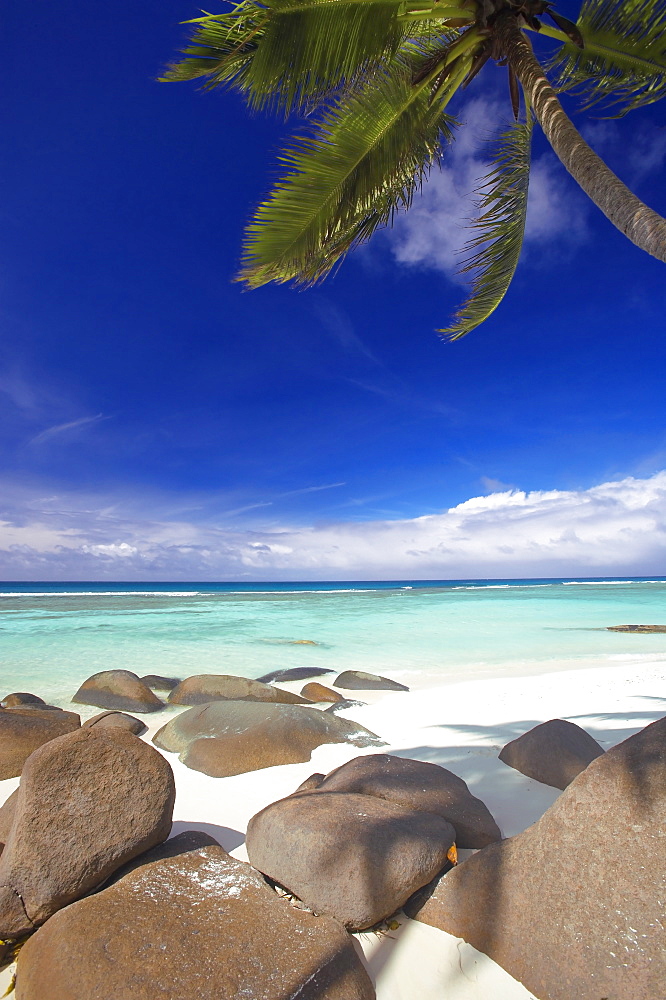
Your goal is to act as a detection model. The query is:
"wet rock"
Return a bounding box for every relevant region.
[303,754,501,848]
[82,711,147,736]
[301,682,345,703]
[406,716,666,1000]
[0,727,175,938]
[247,790,455,930]
[72,670,164,713]
[0,708,80,780]
[334,670,409,692]
[168,674,309,706]
[139,674,181,691]
[499,718,604,789]
[257,666,333,684]
[15,844,375,1000]
[153,701,385,777]
[1,694,45,708]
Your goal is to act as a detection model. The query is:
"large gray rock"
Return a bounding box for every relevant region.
[82,711,147,736]
[257,666,333,683]
[499,718,604,789]
[15,844,375,1000]
[154,701,385,777]
[168,673,309,706]
[302,754,501,848]
[72,670,164,713]
[247,790,455,930]
[334,670,409,692]
[406,716,666,1000]
[0,727,175,938]
[0,708,80,779]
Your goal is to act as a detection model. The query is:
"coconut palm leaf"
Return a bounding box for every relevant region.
[239,45,472,287]
[441,114,533,341]
[548,0,666,114]
[162,0,463,113]
[160,3,266,90]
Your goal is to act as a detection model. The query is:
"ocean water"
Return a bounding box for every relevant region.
[1,578,666,706]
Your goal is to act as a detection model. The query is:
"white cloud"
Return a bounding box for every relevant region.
[29,413,107,446]
[1,471,665,580]
[387,97,588,278]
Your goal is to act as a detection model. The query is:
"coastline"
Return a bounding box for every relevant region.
[1,655,664,998]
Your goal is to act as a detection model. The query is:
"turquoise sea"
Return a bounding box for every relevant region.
[1,578,666,706]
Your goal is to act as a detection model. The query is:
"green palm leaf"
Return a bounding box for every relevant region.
[441,114,533,341]
[548,0,666,114]
[239,45,471,287]
[160,2,266,90]
[162,0,461,113]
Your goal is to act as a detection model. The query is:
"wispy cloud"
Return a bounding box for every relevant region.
[1,471,665,580]
[29,413,107,446]
[386,97,588,279]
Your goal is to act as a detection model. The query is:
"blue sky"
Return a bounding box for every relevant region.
[1,0,665,580]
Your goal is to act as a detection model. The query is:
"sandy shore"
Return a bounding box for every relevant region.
[1,655,664,998]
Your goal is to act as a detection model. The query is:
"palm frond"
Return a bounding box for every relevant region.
[441,114,532,341]
[239,44,471,287]
[162,0,461,113]
[160,2,266,90]
[548,0,666,115]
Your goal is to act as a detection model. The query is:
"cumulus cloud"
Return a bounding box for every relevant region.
[1,471,665,580]
[387,97,587,279]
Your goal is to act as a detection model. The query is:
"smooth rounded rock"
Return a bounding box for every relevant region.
[72,670,164,713]
[0,789,18,852]
[499,718,604,789]
[153,700,385,777]
[304,754,501,848]
[82,711,147,736]
[257,666,333,683]
[301,682,345,703]
[0,708,80,780]
[334,670,409,692]
[407,716,666,1000]
[168,674,309,706]
[1,694,45,708]
[247,790,455,930]
[0,726,175,938]
[15,844,375,1000]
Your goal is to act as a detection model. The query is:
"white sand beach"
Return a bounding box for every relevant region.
[1,655,664,999]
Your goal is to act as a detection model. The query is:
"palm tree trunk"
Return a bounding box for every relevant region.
[495,12,666,263]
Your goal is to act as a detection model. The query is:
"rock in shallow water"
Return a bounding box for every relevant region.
[247,790,456,930]
[0,727,175,938]
[499,718,604,789]
[406,716,666,1000]
[72,670,164,713]
[153,700,385,777]
[14,844,375,1000]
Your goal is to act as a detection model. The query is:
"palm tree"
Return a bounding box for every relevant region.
[162,0,666,337]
